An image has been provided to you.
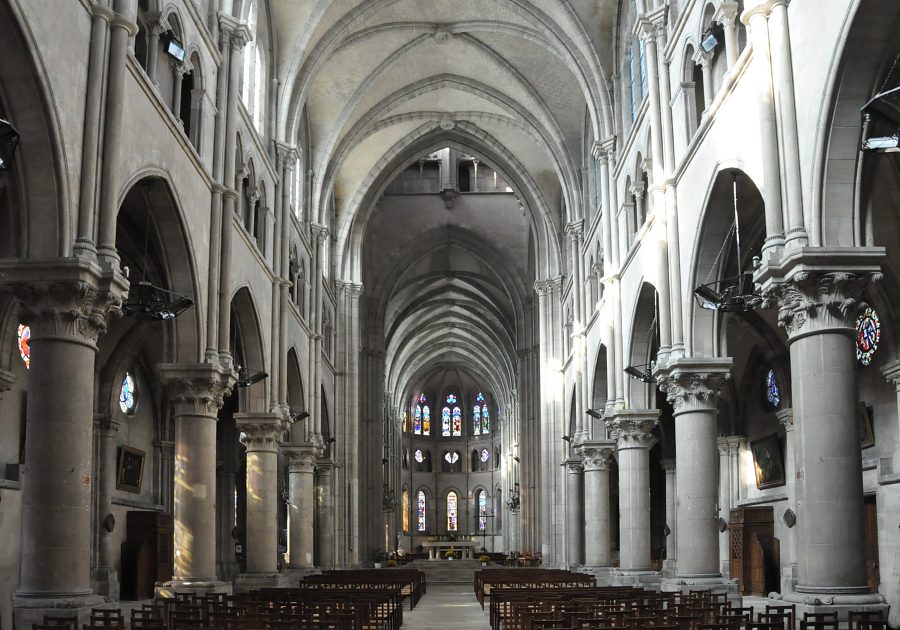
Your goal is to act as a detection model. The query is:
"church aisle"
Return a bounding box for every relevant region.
[402,584,491,629]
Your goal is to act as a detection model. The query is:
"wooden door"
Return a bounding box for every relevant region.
[749,534,767,596]
[864,496,880,592]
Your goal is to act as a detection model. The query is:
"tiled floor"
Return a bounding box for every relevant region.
[402,584,491,629]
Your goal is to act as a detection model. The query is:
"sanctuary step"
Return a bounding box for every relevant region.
[406,558,481,585]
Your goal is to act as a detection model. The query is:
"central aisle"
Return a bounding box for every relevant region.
[402,583,491,629]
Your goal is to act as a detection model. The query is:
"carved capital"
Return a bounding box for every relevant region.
[763,272,881,338]
[274,141,300,169]
[659,458,676,474]
[715,1,740,28]
[563,458,584,474]
[311,223,329,244]
[656,358,732,412]
[775,408,794,430]
[218,13,251,50]
[158,363,237,417]
[236,413,286,452]
[335,280,364,298]
[578,441,616,472]
[283,443,318,473]
[565,220,584,242]
[756,247,885,340]
[605,410,659,449]
[0,369,15,400]
[0,258,128,350]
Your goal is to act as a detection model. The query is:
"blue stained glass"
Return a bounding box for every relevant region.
[414,449,424,463]
[414,404,422,434]
[765,369,780,408]
[480,448,490,463]
[119,372,136,414]
[473,404,481,435]
[446,393,457,404]
[442,407,451,436]
[856,305,881,366]
[482,404,490,434]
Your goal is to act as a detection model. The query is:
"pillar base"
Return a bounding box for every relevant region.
[154,580,232,599]
[609,569,661,589]
[233,572,291,593]
[90,568,120,601]
[580,566,614,585]
[661,575,741,607]
[14,592,106,630]
[774,591,887,624]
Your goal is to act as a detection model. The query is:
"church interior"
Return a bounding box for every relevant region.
[2,0,900,627]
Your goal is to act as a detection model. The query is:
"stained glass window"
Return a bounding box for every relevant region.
[765,369,781,408]
[414,404,422,435]
[473,404,481,436]
[856,304,881,366]
[452,406,462,436]
[17,324,30,369]
[402,488,410,533]
[442,407,451,436]
[417,491,426,532]
[446,393,457,404]
[414,449,424,463]
[478,490,487,531]
[119,372,137,415]
[481,404,490,434]
[422,404,431,435]
[447,491,458,531]
[444,452,459,465]
[402,412,407,433]
[481,448,490,463]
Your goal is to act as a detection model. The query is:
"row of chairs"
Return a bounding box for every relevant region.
[488,585,887,630]
[32,569,423,630]
[475,568,597,608]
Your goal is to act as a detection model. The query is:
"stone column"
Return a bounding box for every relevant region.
[316,460,336,568]
[93,414,123,600]
[716,2,740,70]
[767,0,807,248]
[881,364,900,472]
[0,259,127,627]
[717,438,733,578]
[580,442,616,569]
[283,444,317,570]
[660,459,677,569]
[776,409,798,593]
[658,359,731,584]
[157,363,235,589]
[96,0,138,267]
[758,248,885,603]
[607,410,659,582]
[145,12,165,85]
[234,413,285,583]
[743,4,785,257]
[564,458,584,566]
[695,50,714,111]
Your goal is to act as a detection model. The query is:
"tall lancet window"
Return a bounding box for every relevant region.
[447,491,458,531]
[417,491,426,532]
[402,488,410,533]
[478,490,488,531]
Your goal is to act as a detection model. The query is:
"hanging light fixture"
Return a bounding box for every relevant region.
[235,365,268,387]
[693,175,764,313]
[0,118,20,171]
[624,364,656,383]
[122,183,195,321]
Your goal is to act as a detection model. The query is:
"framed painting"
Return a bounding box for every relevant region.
[750,433,785,490]
[116,446,146,493]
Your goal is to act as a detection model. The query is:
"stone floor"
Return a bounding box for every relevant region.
[402,583,491,629]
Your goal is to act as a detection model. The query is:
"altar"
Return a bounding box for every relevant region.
[421,540,477,560]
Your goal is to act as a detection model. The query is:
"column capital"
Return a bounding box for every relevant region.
[881,360,900,389]
[659,458,676,474]
[94,413,124,437]
[565,220,584,242]
[756,247,884,339]
[316,459,337,473]
[775,408,794,431]
[274,141,300,168]
[335,279,364,298]
[563,457,584,474]
[235,412,286,452]
[629,180,646,200]
[605,409,659,449]
[311,223,329,244]
[694,48,714,68]
[577,440,616,472]
[283,443,318,473]
[591,136,616,162]
[0,368,15,399]
[715,1,740,27]
[158,362,237,416]
[656,357,732,412]
[0,258,128,349]
[635,17,661,43]
[218,13,252,49]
